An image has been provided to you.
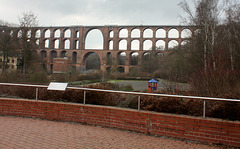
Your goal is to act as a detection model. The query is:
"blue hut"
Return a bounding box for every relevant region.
[148,79,158,92]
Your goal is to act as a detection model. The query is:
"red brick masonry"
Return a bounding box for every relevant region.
[0,98,239,147]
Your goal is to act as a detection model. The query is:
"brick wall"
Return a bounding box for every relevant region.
[53,58,68,73]
[0,98,239,147]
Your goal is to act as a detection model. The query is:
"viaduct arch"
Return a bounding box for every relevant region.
[1,25,195,74]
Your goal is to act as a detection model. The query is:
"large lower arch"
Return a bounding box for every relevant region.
[82,52,101,70]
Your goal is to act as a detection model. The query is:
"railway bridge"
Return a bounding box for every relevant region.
[2,25,195,73]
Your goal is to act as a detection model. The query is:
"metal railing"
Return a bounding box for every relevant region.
[0,82,239,118]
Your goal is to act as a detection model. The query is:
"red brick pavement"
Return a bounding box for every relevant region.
[0,116,219,149]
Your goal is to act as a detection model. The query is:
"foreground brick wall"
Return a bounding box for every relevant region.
[0,98,239,147]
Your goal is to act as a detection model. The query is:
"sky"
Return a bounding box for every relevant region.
[0,0,194,26]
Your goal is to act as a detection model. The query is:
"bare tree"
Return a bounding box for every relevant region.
[0,22,17,74]
[225,1,240,70]
[18,11,39,74]
[179,0,228,71]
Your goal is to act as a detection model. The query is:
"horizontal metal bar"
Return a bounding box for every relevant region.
[0,83,48,88]
[0,83,239,102]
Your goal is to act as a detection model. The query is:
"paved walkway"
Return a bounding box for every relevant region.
[0,116,219,149]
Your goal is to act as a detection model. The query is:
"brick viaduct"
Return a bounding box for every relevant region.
[2,25,195,73]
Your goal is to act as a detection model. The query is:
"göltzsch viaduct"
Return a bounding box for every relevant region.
[3,25,195,74]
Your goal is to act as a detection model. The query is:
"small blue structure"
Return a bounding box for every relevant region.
[148,79,158,92]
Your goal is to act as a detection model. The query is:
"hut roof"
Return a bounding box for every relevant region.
[148,79,158,83]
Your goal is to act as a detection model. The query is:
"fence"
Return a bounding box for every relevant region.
[0,82,239,119]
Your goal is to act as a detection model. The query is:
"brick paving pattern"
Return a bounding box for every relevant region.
[0,116,219,149]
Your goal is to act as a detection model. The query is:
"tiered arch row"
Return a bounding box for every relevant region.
[40,49,172,73]
[35,25,193,51]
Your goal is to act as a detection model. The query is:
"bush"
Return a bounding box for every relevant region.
[208,101,240,121]
[140,96,202,116]
[192,69,240,98]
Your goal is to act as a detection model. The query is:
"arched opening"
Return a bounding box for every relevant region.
[54,29,61,38]
[143,40,152,50]
[36,39,40,46]
[156,29,166,38]
[156,52,164,57]
[40,50,47,60]
[75,40,79,49]
[18,30,22,38]
[35,29,41,38]
[131,40,140,50]
[9,30,14,37]
[119,40,127,50]
[109,40,113,50]
[143,29,153,38]
[181,29,192,38]
[117,67,125,73]
[60,50,67,58]
[142,52,151,67]
[44,39,49,48]
[27,30,31,38]
[106,52,112,65]
[130,52,139,65]
[83,52,101,70]
[72,52,77,64]
[143,52,151,61]
[168,40,179,49]
[109,31,114,38]
[85,29,104,49]
[156,40,165,50]
[64,29,71,38]
[168,29,179,38]
[118,52,126,65]
[76,31,80,38]
[44,29,50,38]
[54,39,59,49]
[50,50,57,63]
[131,29,140,38]
[119,29,128,38]
[181,40,190,46]
[64,39,70,49]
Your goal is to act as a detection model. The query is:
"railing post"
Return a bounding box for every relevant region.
[203,100,206,118]
[36,88,39,101]
[84,90,86,105]
[138,96,141,111]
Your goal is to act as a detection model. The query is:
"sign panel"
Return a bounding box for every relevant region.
[47,82,68,91]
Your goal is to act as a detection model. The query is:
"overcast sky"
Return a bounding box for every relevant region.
[0,0,194,26]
